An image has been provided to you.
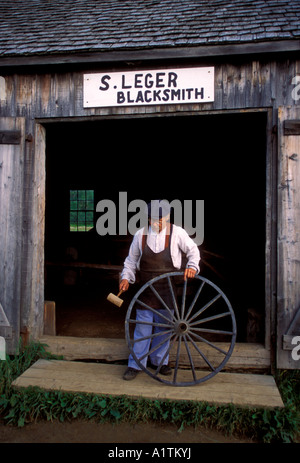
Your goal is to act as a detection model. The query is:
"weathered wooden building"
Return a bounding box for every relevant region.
[0,0,299,371]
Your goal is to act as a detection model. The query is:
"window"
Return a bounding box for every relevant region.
[70,190,94,232]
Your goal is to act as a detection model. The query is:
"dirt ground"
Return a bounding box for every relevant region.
[0,419,256,444]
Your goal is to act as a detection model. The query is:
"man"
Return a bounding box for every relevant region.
[120,200,200,380]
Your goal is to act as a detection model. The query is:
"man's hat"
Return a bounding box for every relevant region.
[146,199,171,220]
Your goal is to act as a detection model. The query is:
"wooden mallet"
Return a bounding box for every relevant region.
[107,290,124,307]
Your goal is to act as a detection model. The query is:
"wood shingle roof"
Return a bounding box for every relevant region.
[0,0,299,62]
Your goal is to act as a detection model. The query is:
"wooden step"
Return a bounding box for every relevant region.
[12,359,284,409]
[40,335,271,372]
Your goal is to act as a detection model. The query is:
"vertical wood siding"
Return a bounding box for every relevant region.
[0,117,25,352]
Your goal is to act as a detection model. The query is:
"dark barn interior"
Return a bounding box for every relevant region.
[44,111,267,343]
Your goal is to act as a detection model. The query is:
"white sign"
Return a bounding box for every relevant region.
[83,67,214,108]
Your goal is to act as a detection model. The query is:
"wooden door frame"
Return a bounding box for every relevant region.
[37,106,275,355]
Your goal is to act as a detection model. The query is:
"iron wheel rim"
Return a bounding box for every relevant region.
[125,271,237,387]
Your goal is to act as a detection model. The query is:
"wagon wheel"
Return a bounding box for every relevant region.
[125,271,237,387]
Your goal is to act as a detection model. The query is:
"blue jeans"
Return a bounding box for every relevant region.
[128,308,173,370]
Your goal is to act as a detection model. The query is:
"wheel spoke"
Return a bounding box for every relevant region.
[181,278,187,318]
[127,319,172,329]
[187,293,222,323]
[131,329,172,345]
[191,327,234,335]
[153,334,179,376]
[173,336,182,383]
[138,331,174,362]
[149,284,176,322]
[185,280,205,320]
[183,335,197,381]
[135,299,174,324]
[186,333,215,371]
[189,311,231,326]
[188,329,229,355]
[167,276,181,320]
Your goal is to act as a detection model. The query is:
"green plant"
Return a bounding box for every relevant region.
[0,340,54,397]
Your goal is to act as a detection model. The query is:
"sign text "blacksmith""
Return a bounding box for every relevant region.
[84,67,214,108]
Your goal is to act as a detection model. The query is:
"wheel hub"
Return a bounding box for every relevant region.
[175,320,189,335]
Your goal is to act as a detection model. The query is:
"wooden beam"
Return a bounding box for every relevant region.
[283,335,295,351]
[0,326,12,339]
[40,336,271,371]
[0,130,21,144]
[284,120,300,135]
[44,301,56,336]
[45,261,122,272]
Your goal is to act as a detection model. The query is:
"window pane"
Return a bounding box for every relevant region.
[78,200,86,210]
[86,190,94,200]
[70,211,77,222]
[86,212,93,222]
[86,201,94,210]
[78,191,86,200]
[70,200,78,211]
[70,211,78,232]
[78,211,86,223]
[70,190,77,200]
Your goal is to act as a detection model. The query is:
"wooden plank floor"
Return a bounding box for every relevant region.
[12,359,284,409]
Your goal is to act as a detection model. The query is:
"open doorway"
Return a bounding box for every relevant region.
[44,111,267,342]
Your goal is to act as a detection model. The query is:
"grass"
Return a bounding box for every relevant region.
[0,341,300,442]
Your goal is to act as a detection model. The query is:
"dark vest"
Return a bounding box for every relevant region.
[138,223,176,310]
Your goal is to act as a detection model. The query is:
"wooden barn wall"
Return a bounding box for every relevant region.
[0,56,299,350]
[0,58,299,119]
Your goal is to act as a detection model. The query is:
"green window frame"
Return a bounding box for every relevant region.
[70,190,94,232]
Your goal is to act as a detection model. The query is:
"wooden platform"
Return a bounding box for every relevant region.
[12,359,284,409]
[39,335,271,372]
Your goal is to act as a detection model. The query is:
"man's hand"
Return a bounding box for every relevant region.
[119,279,129,292]
[184,268,196,281]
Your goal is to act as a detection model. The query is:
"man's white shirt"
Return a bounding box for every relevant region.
[121,224,200,284]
